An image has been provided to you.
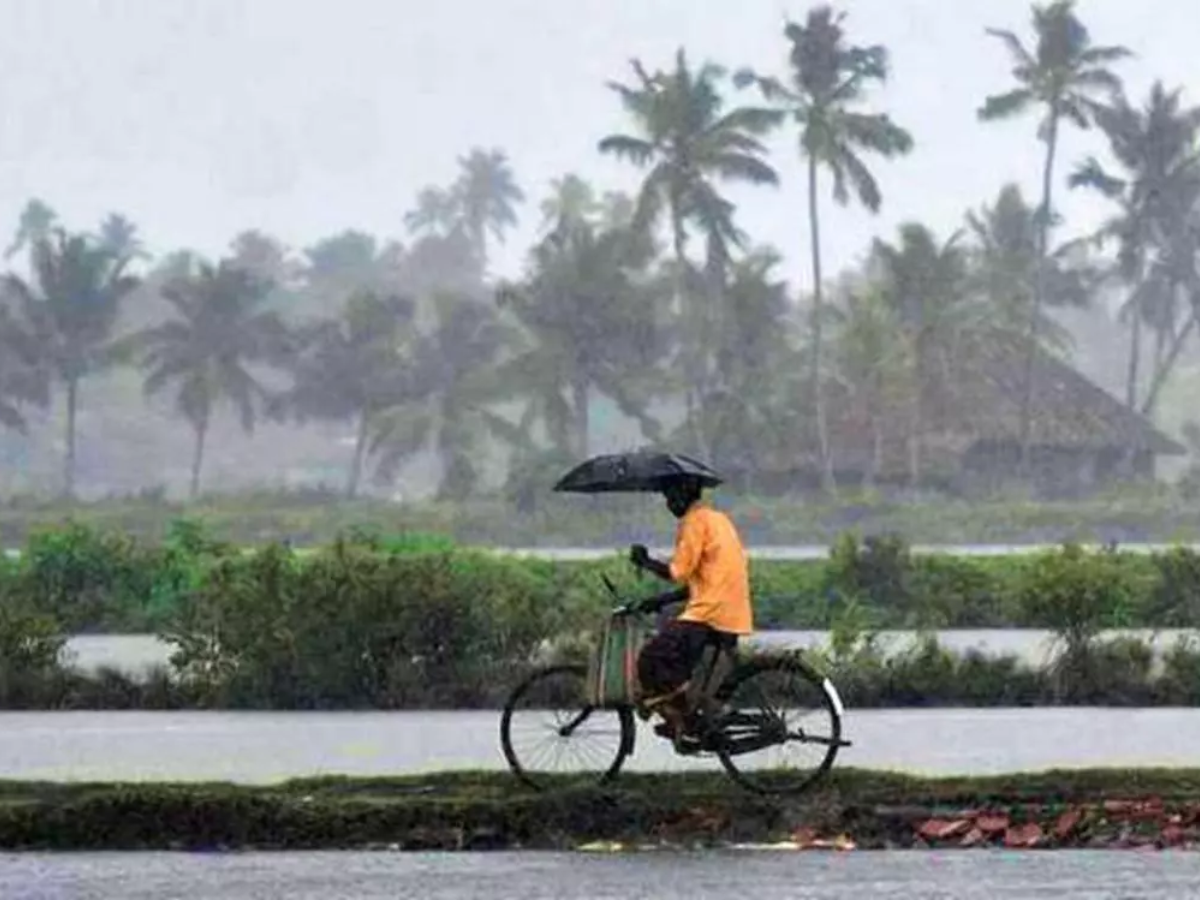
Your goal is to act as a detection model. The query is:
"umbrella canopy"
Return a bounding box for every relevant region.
[553,450,724,494]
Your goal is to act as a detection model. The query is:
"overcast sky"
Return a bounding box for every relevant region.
[0,0,1196,289]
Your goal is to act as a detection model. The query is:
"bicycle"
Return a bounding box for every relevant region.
[499,573,852,796]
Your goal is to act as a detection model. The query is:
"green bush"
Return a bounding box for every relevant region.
[1156,636,1200,705]
[0,586,64,705]
[1146,546,1200,627]
[18,521,158,631]
[163,541,564,708]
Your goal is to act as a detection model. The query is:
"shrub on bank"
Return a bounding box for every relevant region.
[5,520,1200,634]
[163,541,565,708]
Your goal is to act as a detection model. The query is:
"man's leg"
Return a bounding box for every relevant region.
[643,623,714,743]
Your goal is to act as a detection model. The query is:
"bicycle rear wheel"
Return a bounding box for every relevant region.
[714,655,845,796]
[499,664,634,791]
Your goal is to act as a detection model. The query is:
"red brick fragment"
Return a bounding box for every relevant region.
[959,827,986,848]
[1160,825,1186,847]
[975,814,1009,834]
[1003,822,1043,848]
[1054,808,1083,839]
[917,819,971,841]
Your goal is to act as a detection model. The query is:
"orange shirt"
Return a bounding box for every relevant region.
[668,504,753,635]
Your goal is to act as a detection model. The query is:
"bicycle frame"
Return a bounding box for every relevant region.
[583,577,747,759]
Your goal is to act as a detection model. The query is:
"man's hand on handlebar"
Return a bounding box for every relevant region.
[633,586,688,615]
[628,543,673,582]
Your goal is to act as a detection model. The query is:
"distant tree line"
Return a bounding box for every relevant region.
[0,1,1196,501]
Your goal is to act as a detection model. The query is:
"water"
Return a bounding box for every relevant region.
[62,628,1200,676]
[2,850,1197,899]
[2,707,1199,783]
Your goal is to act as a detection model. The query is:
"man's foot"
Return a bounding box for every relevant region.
[651,721,697,748]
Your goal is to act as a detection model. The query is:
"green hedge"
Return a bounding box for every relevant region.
[3,522,1200,709]
[5,520,1199,634]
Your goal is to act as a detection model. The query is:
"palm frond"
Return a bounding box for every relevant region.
[979,87,1037,121]
[710,153,780,186]
[984,27,1037,71]
[597,134,656,167]
[1068,157,1126,197]
[1078,45,1134,66]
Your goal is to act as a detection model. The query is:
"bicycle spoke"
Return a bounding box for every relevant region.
[500,665,630,789]
[717,658,842,795]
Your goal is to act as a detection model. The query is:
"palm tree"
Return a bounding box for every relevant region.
[496,216,664,458]
[538,174,600,232]
[370,294,519,501]
[285,292,422,498]
[4,229,140,496]
[404,186,462,238]
[118,260,291,497]
[829,285,911,488]
[598,48,782,452]
[598,191,636,230]
[699,247,800,484]
[978,0,1130,467]
[299,230,402,317]
[1069,82,1200,414]
[228,230,300,288]
[4,199,57,261]
[0,306,49,433]
[96,213,149,264]
[453,148,525,267]
[871,223,974,486]
[966,183,1092,351]
[736,7,913,493]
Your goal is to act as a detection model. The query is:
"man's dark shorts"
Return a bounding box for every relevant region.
[637,620,738,697]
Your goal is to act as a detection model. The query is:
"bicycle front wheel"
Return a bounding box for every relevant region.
[715,655,845,796]
[499,664,633,791]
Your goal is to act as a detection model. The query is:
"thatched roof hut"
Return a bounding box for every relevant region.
[817,335,1184,496]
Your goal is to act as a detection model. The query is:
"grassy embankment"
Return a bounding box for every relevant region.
[3,769,1200,851]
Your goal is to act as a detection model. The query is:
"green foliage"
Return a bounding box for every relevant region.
[10,520,1200,709]
[824,531,913,610]
[5,518,1200,636]
[16,517,232,632]
[337,525,459,555]
[1145,546,1200,626]
[164,542,561,708]
[0,586,64,704]
[19,521,160,632]
[1016,543,1136,649]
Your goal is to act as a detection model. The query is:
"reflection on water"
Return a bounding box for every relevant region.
[1,850,1198,900]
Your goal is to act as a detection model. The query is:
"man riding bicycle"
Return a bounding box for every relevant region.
[628,473,753,748]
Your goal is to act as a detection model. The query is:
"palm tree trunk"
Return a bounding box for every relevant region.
[189,414,209,500]
[1142,309,1197,417]
[1153,322,1167,379]
[1125,303,1142,409]
[572,379,589,458]
[672,209,708,459]
[807,156,836,495]
[865,383,882,490]
[346,409,370,500]
[909,335,925,489]
[1019,111,1060,479]
[63,377,77,498]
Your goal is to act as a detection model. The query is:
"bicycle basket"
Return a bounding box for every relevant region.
[586,612,649,708]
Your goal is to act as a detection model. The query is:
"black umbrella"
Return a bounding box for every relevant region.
[553,450,724,494]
